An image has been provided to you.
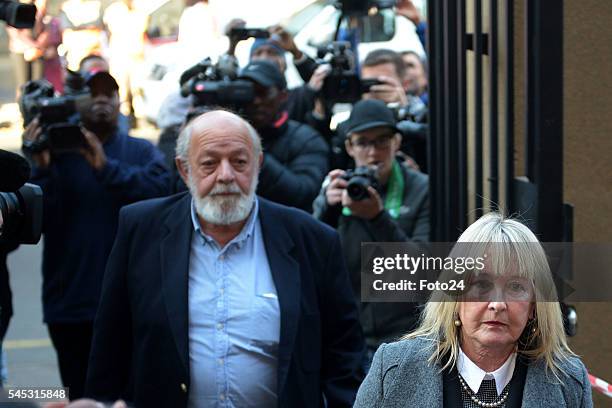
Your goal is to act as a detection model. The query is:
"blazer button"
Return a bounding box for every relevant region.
[181,383,187,393]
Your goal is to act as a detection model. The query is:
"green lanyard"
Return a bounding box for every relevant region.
[342,160,404,219]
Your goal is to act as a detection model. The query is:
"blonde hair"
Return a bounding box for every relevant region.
[403,212,576,379]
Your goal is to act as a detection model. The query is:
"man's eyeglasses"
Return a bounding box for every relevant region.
[350,135,394,150]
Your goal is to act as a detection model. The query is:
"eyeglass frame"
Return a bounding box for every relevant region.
[348,132,397,150]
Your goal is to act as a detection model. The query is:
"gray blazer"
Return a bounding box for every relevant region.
[354,337,593,408]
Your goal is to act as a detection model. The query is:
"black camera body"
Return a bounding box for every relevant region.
[333,0,396,16]
[229,27,270,41]
[319,42,383,104]
[19,71,91,154]
[0,0,36,28]
[180,56,254,110]
[0,149,42,245]
[342,166,379,201]
[0,184,43,245]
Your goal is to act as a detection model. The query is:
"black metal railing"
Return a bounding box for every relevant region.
[428,0,568,242]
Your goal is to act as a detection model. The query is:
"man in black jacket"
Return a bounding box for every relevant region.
[313,100,429,367]
[239,60,329,212]
[248,29,320,125]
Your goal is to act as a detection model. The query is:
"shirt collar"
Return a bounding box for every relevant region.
[190,197,259,249]
[458,348,516,396]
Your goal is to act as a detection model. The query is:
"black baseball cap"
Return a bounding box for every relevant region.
[239,60,287,90]
[83,70,119,91]
[345,99,398,136]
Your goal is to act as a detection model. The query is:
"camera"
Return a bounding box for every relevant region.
[19,71,91,154]
[180,56,254,110]
[319,42,383,104]
[0,150,42,245]
[341,166,379,201]
[0,0,36,28]
[0,184,43,245]
[332,0,396,17]
[229,27,270,41]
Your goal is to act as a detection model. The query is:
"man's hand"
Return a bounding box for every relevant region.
[308,64,331,92]
[22,118,51,169]
[325,169,348,206]
[342,186,384,220]
[80,128,107,171]
[268,25,302,59]
[225,18,246,55]
[364,76,408,105]
[396,0,422,26]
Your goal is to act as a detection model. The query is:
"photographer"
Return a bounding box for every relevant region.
[225,21,320,125]
[238,59,329,212]
[249,32,321,125]
[318,48,429,171]
[313,99,429,366]
[21,71,171,399]
[401,50,428,104]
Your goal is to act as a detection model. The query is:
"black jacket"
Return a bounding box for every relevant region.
[257,117,329,212]
[85,194,365,408]
[313,164,430,347]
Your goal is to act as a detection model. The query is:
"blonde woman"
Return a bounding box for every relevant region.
[354,213,592,407]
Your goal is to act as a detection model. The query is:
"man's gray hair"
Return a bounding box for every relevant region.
[175,111,262,169]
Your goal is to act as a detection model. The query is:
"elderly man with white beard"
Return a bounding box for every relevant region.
[85,110,365,408]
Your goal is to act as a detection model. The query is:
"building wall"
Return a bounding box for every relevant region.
[563,1,612,406]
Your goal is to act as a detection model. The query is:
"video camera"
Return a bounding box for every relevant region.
[19,70,91,154]
[0,0,36,28]
[0,150,42,245]
[332,0,396,17]
[341,165,380,201]
[319,42,383,104]
[180,55,254,110]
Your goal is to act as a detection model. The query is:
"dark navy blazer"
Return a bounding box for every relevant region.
[85,193,365,407]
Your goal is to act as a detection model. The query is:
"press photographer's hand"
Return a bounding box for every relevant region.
[269,25,302,59]
[364,76,408,105]
[396,0,423,25]
[225,18,246,55]
[325,169,348,206]
[80,128,107,171]
[342,186,384,220]
[22,118,51,169]
[308,64,331,92]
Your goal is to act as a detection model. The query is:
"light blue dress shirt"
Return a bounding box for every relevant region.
[187,198,280,408]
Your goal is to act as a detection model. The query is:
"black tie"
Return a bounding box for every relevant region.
[476,378,499,403]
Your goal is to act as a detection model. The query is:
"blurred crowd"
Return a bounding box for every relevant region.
[1,0,434,405]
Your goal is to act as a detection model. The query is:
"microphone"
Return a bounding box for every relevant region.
[0,149,31,191]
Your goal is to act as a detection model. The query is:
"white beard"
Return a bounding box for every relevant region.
[189,172,258,226]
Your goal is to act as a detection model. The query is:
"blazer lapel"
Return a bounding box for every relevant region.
[258,199,300,398]
[521,361,565,407]
[382,341,443,407]
[160,194,193,373]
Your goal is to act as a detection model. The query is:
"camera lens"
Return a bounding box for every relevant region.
[347,176,371,201]
[0,191,21,237]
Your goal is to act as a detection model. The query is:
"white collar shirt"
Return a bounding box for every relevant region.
[458,348,516,395]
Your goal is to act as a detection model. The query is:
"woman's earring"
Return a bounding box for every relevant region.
[454,319,462,327]
[529,317,537,334]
